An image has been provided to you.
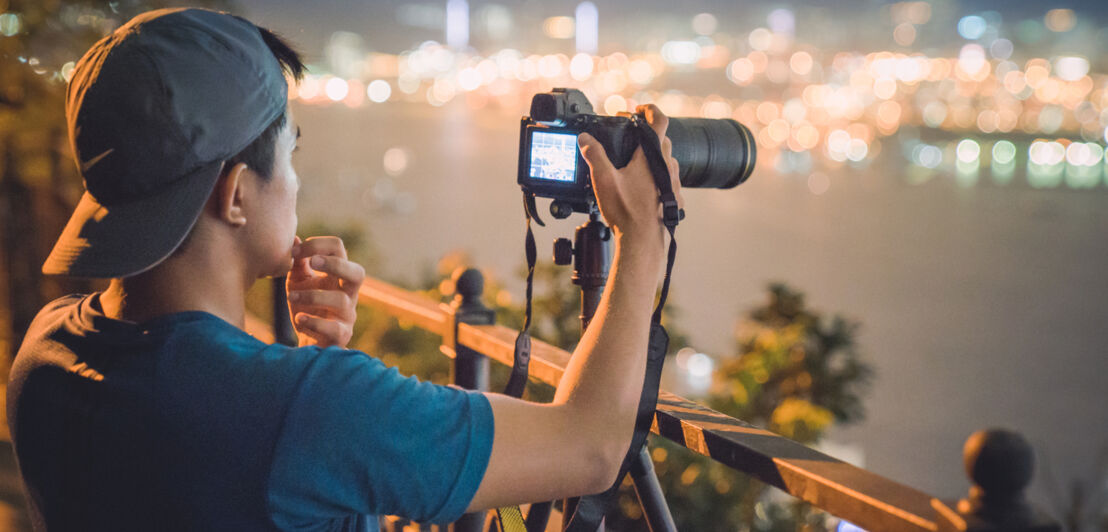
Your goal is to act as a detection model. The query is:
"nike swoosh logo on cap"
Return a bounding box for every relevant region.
[81,148,114,171]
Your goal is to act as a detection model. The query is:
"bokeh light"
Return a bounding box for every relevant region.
[324,77,349,102]
[692,13,717,36]
[661,41,701,65]
[957,16,987,40]
[1044,9,1075,32]
[956,139,981,163]
[383,147,409,176]
[992,140,1017,165]
[808,172,830,194]
[0,12,21,36]
[893,23,916,46]
[542,16,574,39]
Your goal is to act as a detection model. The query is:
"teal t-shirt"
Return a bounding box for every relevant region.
[7,293,494,531]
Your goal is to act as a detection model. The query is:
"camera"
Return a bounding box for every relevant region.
[517,88,756,218]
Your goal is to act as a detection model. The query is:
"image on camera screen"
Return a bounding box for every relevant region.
[529,131,578,183]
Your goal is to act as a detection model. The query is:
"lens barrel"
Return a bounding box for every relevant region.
[665,118,756,189]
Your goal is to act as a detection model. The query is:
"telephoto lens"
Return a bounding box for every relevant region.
[665,118,756,189]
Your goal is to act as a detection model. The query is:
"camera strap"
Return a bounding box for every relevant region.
[491,200,538,532]
[499,119,679,532]
[505,210,536,399]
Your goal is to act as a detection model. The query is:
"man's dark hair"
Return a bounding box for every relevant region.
[226,26,306,180]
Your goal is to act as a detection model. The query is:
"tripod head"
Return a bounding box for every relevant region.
[552,212,612,330]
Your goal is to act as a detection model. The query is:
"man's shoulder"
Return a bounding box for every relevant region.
[22,294,86,342]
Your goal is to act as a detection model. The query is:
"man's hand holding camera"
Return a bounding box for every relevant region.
[578,104,684,256]
[287,236,366,348]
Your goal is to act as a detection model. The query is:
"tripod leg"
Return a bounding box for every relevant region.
[629,446,676,532]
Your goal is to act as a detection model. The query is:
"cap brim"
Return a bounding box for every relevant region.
[43,160,224,278]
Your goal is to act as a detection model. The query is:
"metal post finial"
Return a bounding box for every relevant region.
[935,428,1060,532]
[453,268,485,307]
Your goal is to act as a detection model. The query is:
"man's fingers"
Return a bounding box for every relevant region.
[288,256,312,280]
[289,289,355,321]
[578,132,617,184]
[307,255,366,294]
[638,104,669,143]
[294,313,352,348]
[294,236,348,260]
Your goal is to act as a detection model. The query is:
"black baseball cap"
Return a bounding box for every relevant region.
[43,8,289,278]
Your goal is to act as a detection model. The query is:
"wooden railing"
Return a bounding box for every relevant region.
[278,271,1060,532]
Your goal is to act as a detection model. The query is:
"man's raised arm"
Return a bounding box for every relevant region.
[468,104,683,511]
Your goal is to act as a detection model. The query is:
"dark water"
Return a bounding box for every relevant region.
[292,100,1108,509]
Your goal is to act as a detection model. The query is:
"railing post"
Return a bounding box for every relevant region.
[450,268,493,532]
[449,268,493,390]
[934,428,1060,532]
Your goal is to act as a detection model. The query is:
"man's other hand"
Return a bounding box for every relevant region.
[286,236,365,348]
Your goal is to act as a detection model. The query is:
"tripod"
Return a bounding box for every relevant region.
[552,212,677,532]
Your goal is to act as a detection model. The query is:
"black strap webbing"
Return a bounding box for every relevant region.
[494,212,537,531]
[505,214,536,399]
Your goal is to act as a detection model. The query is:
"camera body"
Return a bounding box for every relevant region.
[517,88,640,216]
[518,88,756,219]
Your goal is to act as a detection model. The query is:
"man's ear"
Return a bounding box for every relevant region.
[216,162,250,227]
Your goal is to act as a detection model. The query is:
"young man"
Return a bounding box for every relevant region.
[8,7,682,531]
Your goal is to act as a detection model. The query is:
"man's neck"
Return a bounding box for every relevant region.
[99,239,251,328]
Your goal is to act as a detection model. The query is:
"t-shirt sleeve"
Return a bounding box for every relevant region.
[266,347,494,528]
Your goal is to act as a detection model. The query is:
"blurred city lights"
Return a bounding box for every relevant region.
[60,61,76,82]
[992,141,1017,165]
[692,13,718,36]
[569,53,593,81]
[273,5,1108,192]
[603,94,627,114]
[457,67,481,90]
[674,348,712,391]
[989,38,1014,60]
[767,8,795,35]
[383,147,409,176]
[893,23,916,47]
[543,16,574,39]
[890,2,931,25]
[0,13,21,37]
[808,172,830,195]
[915,145,943,169]
[367,79,391,103]
[686,352,713,378]
[628,59,655,85]
[1044,9,1075,32]
[445,0,469,49]
[661,41,701,65]
[1053,56,1089,81]
[1029,140,1066,166]
[957,16,987,40]
[575,2,598,54]
[324,77,349,102]
[789,51,813,76]
[956,139,981,163]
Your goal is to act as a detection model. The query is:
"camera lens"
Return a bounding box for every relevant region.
[665,118,756,189]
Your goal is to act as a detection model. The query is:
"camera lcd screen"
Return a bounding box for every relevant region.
[528,131,578,183]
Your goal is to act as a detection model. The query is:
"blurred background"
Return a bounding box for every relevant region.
[1,0,1106,530]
